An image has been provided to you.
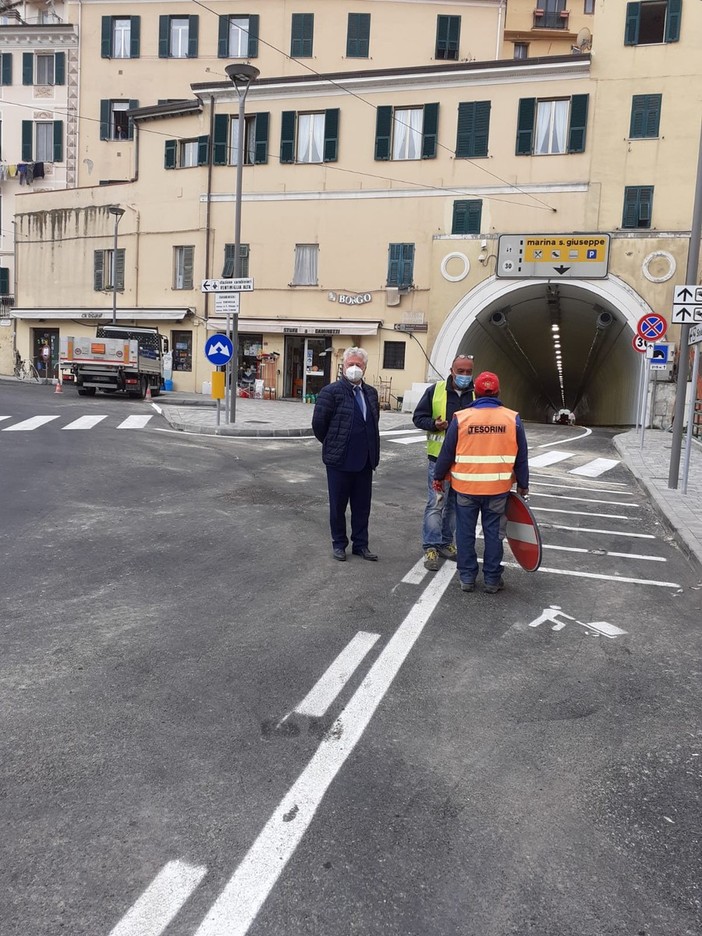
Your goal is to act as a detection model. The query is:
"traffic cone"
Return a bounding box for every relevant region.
[54,380,63,394]
[145,384,152,401]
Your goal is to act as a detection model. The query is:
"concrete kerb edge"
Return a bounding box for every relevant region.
[165,418,315,438]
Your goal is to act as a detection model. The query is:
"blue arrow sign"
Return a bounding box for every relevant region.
[205,334,233,366]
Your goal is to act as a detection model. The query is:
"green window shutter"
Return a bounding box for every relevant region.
[188,16,199,57]
[115,249,126,290]
[516,98,535,155]
[23,52,33,85]
[1,53,12,86]
[436,15,460,59]
[0,268,10,294]
[213,114,229,165]
[388,244,414,288]
[452,200,482,235]
[94,251,104,291]
[101,17,112,58]
[638,186,653,225]
[183,247,194,289]
[130,17,141,58]
[623,186,653,228]
[347,13,370,57]
[665,0,682,42]
[645,94,662,136]
[158,16,170,58]
[218,16,228,57]
[375,106,393,161]
[421,103,439,159]
[280,111,296,164]
[630,94,661,138]
[291,13,313,57]
[239,244,249,277]
[387,244,402,286]
[100,100,110,141]
[22,120,33,160]
[197,134,209,165]
[456,101,490,158]
[624,3,640,45]
[54,52,65,85]
[568,94,589,153]
[254,112,269,163]
[248,15,260,57]
[223,243,235,277]
[323,109,339,162]
[53,121,63,162]
[164,139,177,169]
[127,100,138,141]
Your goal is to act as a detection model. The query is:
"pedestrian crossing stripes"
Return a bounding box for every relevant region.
[1,414,154,431]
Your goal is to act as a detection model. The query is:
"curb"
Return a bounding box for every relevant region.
[164,418,315,438]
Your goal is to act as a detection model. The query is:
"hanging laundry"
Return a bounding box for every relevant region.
[33,162,45,179]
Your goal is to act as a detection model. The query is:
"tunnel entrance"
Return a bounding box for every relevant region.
[432,274,655,426]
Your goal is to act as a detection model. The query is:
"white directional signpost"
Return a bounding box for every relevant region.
[201,278,255,422]
[201,278,254,293]
[672,284,702,324]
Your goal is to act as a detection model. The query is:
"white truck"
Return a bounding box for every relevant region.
[59,326,168,398]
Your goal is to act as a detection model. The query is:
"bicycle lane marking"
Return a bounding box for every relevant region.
[194,561,457,936]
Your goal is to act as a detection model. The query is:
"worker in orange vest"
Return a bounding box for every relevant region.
[432,371,529,594]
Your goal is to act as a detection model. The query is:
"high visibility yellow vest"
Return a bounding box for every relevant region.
[450,405,518,496]
[426,381,448,457]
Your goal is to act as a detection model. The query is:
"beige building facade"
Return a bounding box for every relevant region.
[7,0,702,425]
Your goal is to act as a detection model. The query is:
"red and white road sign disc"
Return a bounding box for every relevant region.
[505,491,542,572]
[636,313,667,342]
[631,334,648,353]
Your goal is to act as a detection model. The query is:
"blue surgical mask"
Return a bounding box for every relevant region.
[454,374,472,390]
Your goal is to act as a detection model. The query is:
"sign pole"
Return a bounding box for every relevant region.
[682,342,700,494]
[640,356,651,450]
[225,311,231,423]
[635,353,644,432]
[669,118,702,488]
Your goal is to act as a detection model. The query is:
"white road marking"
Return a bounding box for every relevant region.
[529,492,638,507]
[543,544,666,562]
[530,480,635,496]
[531,507,631,520]
[2,415,60,431]
[538,427,592,447]
[294,631,381,718]
[0,416,11,423]
[547,523,655,539]
[569,457,620,477]
[194,563,457,936]
[387,434,426,445]
[150,402,163,415]
[117,415,153,429]
[502,561,679,589]
[530,471,628,488]
[108,860,207,936]
[402,557,429,584]
[62,415,109,430]
[379,429,421,437]
[529,451,575,468]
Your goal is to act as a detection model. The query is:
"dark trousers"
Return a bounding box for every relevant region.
[326,463,373,550]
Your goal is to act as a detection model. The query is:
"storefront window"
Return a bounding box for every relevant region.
[171,330,192,371]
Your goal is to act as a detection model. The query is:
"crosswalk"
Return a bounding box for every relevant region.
[1,414,154,431]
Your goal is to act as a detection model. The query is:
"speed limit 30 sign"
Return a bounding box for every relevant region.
[632,334,649,353]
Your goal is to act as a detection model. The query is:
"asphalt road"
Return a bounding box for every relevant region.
[1,382,701,936]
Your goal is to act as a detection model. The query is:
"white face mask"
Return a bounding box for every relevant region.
[345,365,364,383]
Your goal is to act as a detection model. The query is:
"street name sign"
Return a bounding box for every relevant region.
[689,323,702,346]
[204,334,234,366]
[215,293,240,315]
[637,313,667,342]
[496,234,609,279]
[672,284,702,324]
[201,277,254,293]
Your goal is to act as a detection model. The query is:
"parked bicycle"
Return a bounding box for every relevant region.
[13,355,40,382]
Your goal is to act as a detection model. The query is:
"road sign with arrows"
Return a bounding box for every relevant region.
[672,284,702,324]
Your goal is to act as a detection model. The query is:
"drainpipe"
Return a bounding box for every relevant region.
[204,94,215,322]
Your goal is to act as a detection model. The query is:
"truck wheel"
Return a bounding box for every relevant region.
[139,377,147,400]
[77,386,96,397]
[150,385,161,398]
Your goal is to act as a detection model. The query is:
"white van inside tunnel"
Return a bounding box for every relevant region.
[431,275,669,427]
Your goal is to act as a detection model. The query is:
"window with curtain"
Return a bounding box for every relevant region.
[173,246,194,289]
[229,115,257,165]
[35,122,53,162]
[36,53,54,84]
[113,19,132,58]
[228,17,249,56]
[296,113,325,163]
[534,100,569,155]
[170,18,190,57]
[392,108,423,160]
[179,141,199,168]
[292,245,319,286]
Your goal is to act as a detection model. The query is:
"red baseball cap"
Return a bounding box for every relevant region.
[474,371,500,394]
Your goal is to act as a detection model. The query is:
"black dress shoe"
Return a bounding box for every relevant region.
[352,547,378,561]
[333,548,346,561]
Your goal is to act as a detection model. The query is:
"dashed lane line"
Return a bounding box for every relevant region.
[502,561,680,589]
[531,507,632,520]
[530,480,636,496]
[543,544,666,562]
[546,523,655,538]
[292,631,381,718]
[529,492,639,507]
[108,860,207,936]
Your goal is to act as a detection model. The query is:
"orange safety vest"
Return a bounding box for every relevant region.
[449,405,519,496]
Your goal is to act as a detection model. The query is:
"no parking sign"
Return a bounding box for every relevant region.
[636,313,667,342]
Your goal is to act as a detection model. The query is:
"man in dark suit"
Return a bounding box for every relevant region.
[312,347,381,561]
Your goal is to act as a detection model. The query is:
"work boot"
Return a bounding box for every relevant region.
[437,543,458,560]
[484,579,505,594]
[423,548,439,571]
[460,581,475,592]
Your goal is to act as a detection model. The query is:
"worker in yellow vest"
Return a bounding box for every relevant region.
[412,355,476,571]
[432,371,529,594]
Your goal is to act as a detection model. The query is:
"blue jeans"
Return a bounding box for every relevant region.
[422,459,456,550]
[455,493,508,585]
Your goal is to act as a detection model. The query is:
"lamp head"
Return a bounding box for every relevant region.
[107,205,125,218]
[224,63,260,86]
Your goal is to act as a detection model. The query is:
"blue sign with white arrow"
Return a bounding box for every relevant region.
[205,334,234,366]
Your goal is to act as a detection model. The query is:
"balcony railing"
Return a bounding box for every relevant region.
[533,9,569,29]
[0,296,15,311]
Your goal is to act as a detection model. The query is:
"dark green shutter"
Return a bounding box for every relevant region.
[22,120,33,160]
[100,100,110,140]
[0,268,9,295]
[624,3,640,45]
[254,112,269,163]
[197,135,209,165]
[291,13,313,57]
[665,0,682,42]
[623,186,653,228]
[101,17,112,58]
[218,16,229,57]
[54,52,65,85]
[323,109,339,162]
[130,17,141,58]
[187,16,199,57]
[164,139,177,169]
[516,98,535,155]
[115,249,125,290]
[568,94,589,153]
[388,244,414,288]
[280,111,296,163]
[158,16,169,57]
[630,94,661,138]
[183,247,194,288]
[347,12,370,57]
[127,100,138,140]
[638,186,653,225]
[375,106,393,161]
[94,251,104,290]
[248,15,259,56]
[213,114,229,165]
[23,52,33,85]
[456,101,490,158]
[387,244,402,286]
[53,121,63,162]
[1,53,12,86]
[436,15,460,59]
[452,200,482,235]
[223,244,235,277]
[421,103,439,159]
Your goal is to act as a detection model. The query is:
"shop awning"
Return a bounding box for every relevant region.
[207,317,382,335]
[12,308,191,322]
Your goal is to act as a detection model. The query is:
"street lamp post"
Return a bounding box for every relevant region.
[107,205,125,325]
[224,63,259,423]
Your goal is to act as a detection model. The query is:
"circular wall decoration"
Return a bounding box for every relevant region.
[441,252,470,282]
[642,250,676,284]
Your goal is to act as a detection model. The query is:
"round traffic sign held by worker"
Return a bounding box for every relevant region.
[636,313,667,342]
[505,492,542,572]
